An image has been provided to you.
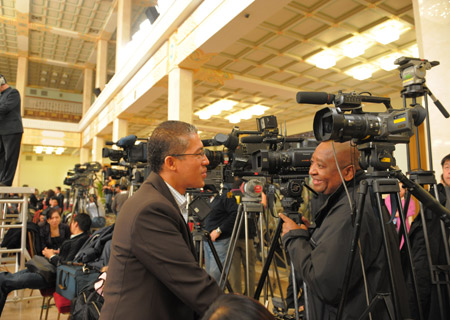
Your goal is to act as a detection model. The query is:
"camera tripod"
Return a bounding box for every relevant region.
[399,61,450,319]
[191,218,233,292]
[336,142,426,320]
[253,177,311,320]
[218,195,265,296]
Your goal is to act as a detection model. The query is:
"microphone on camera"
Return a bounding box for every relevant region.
[296,92,335,105]
[117,135,137,148]
[241,135,304,144]
[240,135,264,143]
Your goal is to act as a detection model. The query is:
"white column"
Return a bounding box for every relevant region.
[96,39,108,91]
[80,147,90,164]
[83,68,94,115]
[113,118,128,148]
[13,57,28,186]
[412,0,450,179]
[16,56,28,117]
[168,67,193,123]
[116,0,131,72]
[92,136,104,163]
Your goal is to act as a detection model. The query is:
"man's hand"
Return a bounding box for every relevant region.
[280,213,307,237]
[210,230,220,242]
[42,247,56,259]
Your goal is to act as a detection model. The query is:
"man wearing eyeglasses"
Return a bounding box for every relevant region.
[101,121,222,320]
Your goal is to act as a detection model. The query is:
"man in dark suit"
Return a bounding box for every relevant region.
[55,186,65,210]
[111,184,128,216]
[101,121,223,320]
[0,74,23,186]
[0,213,91,314]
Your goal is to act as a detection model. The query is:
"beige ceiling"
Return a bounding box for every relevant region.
[0,0,416,142]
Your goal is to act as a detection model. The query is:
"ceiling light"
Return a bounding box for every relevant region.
[400,44,419,57]
[52,72,58,77]
[34,146,44,154]
[367,20,410,45]
[55,147,65,155]
[375,53,401,71]
[306,50,340,69]
[339,37,375,58]
[345,64,378,80]
[225,105,269,123]
[40,77,46,81]
[195,99,238,120]
[45,147,54,154]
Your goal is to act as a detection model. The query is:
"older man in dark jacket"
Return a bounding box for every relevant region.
[101,121,222,320]
[280,141,410,319]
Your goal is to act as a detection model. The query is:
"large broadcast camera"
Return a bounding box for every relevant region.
[64,162,102,187]
[299,91,427,144]
[203,116,316,184]
[102,135,150,191]
[102,135,147,165]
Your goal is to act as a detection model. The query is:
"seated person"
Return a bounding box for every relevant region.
[40,207,70,251]
[42,196,61,217]
[201,294,274,320]
[86,195,106,228]
[0,213,91,315]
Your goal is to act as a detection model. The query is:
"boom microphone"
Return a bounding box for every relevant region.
[296,91,335,105]
[117,135,137,148]
[241,135,264,143]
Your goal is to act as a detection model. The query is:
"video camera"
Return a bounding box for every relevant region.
[64,162,102,187]
[301,91,426,144]
[102,135,147,165]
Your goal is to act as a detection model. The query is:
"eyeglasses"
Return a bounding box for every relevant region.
[169,150,206,159]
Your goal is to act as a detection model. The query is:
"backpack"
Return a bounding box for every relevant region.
[73,224,114,267]
[71,275,105,320]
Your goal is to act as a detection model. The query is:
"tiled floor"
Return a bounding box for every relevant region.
[2,263,290,320]
[3,289,70,320]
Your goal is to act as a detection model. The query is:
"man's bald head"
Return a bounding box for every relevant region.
[309,141,359,195]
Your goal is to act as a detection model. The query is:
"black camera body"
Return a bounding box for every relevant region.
[102,135,148,165]
[308,91,426,144]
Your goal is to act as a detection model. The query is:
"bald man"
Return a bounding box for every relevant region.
[280,141,409,319]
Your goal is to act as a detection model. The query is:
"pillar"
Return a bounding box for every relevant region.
[83,68,94,115]
[16,57,28,116]
[412,0,450,180]
[113,118,128,148]
[96,39,108,91]
[80,147,90,164]
[92,136,104,163]
[116,0,132,72]
[168,67,193,123]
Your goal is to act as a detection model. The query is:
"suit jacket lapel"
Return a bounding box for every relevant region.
[146,172,196,256]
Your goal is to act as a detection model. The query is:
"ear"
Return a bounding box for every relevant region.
[342,165,355,182]
[163,156,177,171]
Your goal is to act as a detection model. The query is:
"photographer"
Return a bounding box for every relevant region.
[0,74,22,186]
[280,141,409,319]
[203,185,238,283]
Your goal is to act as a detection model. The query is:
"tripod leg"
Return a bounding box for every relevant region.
[205,235,233,292]
[254,218,283,300]
[219,204,243,290]
[290,261,300,320]
[337,179,367,320]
